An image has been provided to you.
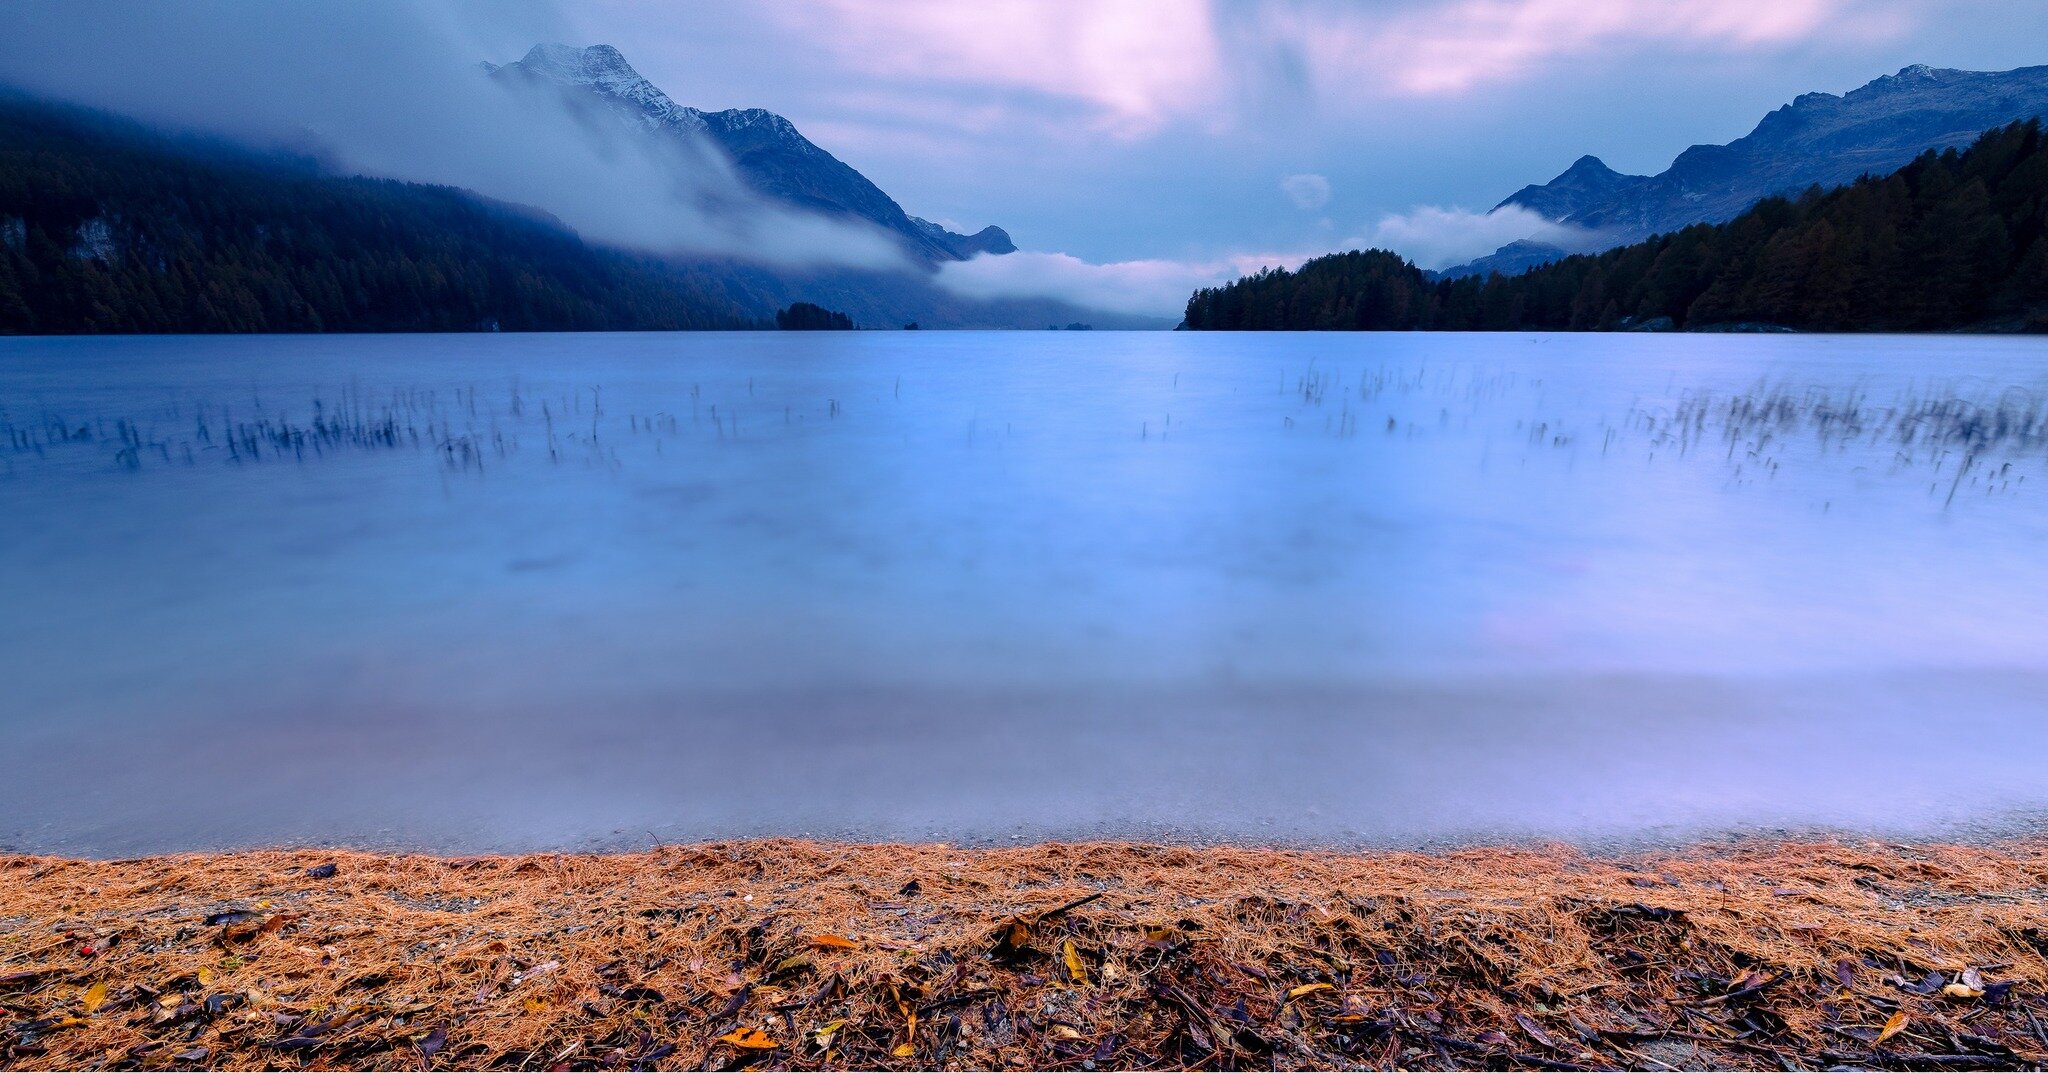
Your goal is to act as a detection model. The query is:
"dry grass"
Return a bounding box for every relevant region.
[4,838,2048,1070]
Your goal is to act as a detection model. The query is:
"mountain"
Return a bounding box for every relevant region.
[483,44,1011,266]
[1443,63,2048,279]
[471,43,1156,328]
[1427,238,1571,281]
[1497,154,1645,224]
[1184,120,2048,333]
[0,89,1160,333]
[909,216,1017,258]
[0,92,769,333]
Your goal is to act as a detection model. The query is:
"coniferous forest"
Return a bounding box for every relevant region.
[0,94,767,333]
[774,301,856,329]
[1185,121,2048,333]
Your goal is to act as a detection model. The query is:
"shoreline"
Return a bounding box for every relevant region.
[5,838,2048,1069]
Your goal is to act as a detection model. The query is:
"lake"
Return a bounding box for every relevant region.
[4,330,2048,855]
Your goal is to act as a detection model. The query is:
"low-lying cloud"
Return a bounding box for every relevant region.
[935,201,1609,316]
[1354,204,1602,270]
[935,250,1310,319]
[0,0,909,271]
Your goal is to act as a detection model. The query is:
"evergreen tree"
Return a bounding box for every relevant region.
[774,302,855,329]
[1185,121,2048,334]
[0,93,765,334]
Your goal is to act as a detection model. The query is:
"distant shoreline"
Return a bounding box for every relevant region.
[4,836,2045,1069]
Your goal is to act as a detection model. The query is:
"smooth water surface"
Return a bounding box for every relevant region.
[4,331,2047,854]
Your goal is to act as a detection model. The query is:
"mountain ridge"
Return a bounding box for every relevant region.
[484,43,1010,266]
[1186,120,2048,333]
[1443,62,2048,279]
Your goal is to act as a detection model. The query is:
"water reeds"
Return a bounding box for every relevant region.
[9,368,2048,510]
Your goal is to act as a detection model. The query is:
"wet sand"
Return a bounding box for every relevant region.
[7,670,2048,857]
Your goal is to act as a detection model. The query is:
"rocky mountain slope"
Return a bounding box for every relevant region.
[483,44,1011,266]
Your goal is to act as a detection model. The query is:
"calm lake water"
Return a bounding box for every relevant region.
[5,331,2048,854]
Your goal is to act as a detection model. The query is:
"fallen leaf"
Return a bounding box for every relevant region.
[1877,1010,1908,1043]
[81,981,107,1013]
[1062,939,1088,986]
[811,934,858,951]
[813,1020,845,1048]
[1943,982,1985,999]
[720,1028,778,1051]
[892,1042,915,1057]
[1287,982,1334,1000]
[992,917,1032,957]
[1515,1012,1564,1052]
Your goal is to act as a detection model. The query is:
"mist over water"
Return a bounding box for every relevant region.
[5,331,2048,855]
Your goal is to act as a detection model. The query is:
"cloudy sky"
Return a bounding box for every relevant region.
[572,1,2048,259]
[6,1,2048,313]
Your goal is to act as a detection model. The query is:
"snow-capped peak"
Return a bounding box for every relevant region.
[483,41,1014,265]
[494,43,707,136]
[517,43,643,90]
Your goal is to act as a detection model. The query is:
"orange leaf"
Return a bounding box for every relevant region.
[811,934,858,951]
[81,982,107,1013]
[1288,982,1334,1000]
[1876,1010,1908,1044]
[720,1028,779,1051]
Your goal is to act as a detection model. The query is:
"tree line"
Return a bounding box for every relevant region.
[0,93,769,334]
[775,301,855,329]
[1185,121,2048,333]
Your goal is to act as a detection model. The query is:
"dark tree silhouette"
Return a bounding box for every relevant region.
[775,302,855,329]
[0,94,763,334]
[1185,121,2048,334]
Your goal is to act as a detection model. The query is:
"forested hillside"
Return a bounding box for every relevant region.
[1185,121,2048,332]
[0,94,765,333]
